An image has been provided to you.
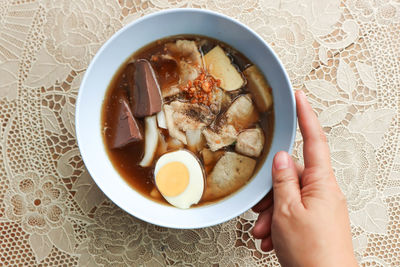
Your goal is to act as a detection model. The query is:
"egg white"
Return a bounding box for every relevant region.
[154,150,205,209]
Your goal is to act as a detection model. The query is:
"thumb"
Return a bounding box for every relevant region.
[272,151,302,209]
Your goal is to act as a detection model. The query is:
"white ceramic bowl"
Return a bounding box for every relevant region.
[76,8,296,229]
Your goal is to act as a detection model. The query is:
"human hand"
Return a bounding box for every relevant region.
[251,91,358,267]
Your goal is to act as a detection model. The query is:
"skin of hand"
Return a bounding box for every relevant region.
[251,90,358,267]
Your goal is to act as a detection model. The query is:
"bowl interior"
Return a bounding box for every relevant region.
[76,8,296,229]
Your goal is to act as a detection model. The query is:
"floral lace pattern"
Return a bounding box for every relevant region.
[0,1,399,266]
[5,172,67,235]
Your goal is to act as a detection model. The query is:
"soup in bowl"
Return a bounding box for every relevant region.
[76,9,296,229]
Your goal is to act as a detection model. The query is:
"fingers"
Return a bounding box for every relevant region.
[295,161,304,178]
[260,237,273,252]
[252,190,273,213]
[252,206,273,239]
[272,151,302,208]
[295,90,331,170]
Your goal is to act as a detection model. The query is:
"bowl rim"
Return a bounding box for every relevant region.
[76,8,296,229]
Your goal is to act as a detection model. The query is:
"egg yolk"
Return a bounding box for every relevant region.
[156,162,189,197]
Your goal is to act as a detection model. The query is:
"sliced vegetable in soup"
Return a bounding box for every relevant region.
[101,35,274,209]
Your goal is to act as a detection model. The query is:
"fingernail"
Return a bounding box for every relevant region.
[274,152,288,170]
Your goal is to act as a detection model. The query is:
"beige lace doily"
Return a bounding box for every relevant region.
[1,1,399,266]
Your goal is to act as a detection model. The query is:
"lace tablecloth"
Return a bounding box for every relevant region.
[1,1,399,266]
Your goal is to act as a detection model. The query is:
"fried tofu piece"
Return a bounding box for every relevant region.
[235,127,265,157]
[203,94,259,151]
[225,94,259,131]
[204,46,244,91]
[204,152,256,200]
[202,124,237,151]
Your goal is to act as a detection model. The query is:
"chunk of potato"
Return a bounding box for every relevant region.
[243,65,273,112]
[204,46,244,91]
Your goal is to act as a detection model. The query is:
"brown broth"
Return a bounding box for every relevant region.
[101,35,274,206]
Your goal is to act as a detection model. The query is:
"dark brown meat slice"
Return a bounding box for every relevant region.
[129,59,162,117]
[111,94,143,149]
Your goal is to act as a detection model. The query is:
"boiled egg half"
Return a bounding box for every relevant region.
[154,150,205,209]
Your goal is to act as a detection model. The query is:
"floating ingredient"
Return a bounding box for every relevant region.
[165,40,202,66]
[201,148,224,166]
[139,115,159,167]
[156,109,167,129]
[154,150,205,209]
[130,59,162,117]
[202,124,237,152]
[235,127,265,157]
[164,101,215,144]
[180,70,220,106]
[203,152,256,200]
[111,94,143,149]
[243,65,273,112]
[204,45,244,91]
[186,129,205,153]
[225,94,259,131]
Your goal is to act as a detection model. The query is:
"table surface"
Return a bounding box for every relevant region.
[1,1,399,266]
